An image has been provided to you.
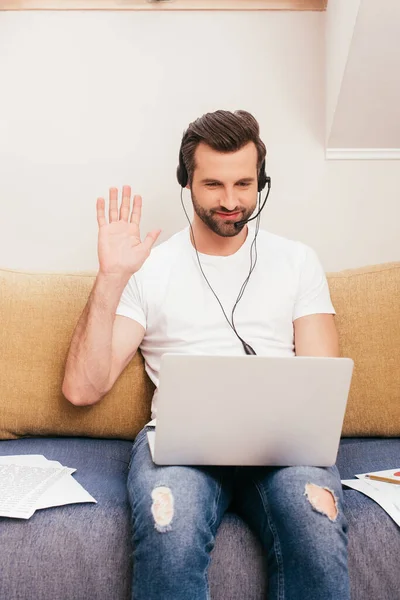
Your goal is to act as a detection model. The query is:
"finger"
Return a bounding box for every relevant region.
[142,229,162,253]
[109,187,119,223]
[97,197,107,227]
[119,185,131,222]
[130,195,142,226]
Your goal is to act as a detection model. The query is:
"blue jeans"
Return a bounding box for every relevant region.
[127,426,350,600]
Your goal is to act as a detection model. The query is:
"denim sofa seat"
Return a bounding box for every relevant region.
[1,436,399,600]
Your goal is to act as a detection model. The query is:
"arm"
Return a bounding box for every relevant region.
[293,313,340,357]
[293,241,338,357]
[62,273,144,406]
[62,185,160,406]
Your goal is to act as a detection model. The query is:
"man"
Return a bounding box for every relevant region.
[62,110,350,600]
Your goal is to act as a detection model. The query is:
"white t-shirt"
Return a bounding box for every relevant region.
[115,225,335,420]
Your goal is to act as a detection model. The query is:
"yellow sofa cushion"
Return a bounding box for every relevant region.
[0,269,154,441]
[327,261,400,437]
[0,261,399,440]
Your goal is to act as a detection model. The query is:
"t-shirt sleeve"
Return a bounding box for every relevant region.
[292,243,336,321]
[115,275,147,329]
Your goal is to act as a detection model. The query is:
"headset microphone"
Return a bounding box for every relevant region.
[234,176,271,229]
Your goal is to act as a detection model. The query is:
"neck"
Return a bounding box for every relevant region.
[190,216,248,256]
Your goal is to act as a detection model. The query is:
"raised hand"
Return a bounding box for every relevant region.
[97,185,161,278]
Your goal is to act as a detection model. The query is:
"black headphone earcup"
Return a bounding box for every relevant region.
[257,159,268,192]
[177,149,188,188]
[177,165,187,188]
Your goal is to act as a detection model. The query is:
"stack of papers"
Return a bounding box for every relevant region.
[341,468,400,527]
[0,454,97,520]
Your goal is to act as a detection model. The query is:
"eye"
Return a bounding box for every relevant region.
[238,182,250,187]
[206,182,219,188]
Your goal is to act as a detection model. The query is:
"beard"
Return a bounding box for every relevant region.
[191,193,257,237]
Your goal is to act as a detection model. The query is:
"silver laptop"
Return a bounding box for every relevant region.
[146,354,354,467]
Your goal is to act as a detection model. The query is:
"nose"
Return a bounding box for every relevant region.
[218,188,239,212]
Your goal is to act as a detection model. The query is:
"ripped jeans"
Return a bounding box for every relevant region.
[127,426,350,600]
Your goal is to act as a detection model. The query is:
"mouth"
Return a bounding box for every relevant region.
[214,211,242,220]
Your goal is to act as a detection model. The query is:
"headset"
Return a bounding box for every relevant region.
[177,147,272,356]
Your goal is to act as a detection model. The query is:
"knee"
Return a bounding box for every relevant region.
[133,482,214,542]
[132,484,214,574]
[304,483,339,522]
[268,467,344,529]
[151,485,175,533]
[149,485,213,540]
[130,483,177,534]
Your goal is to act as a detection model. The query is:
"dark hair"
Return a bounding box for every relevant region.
[180,109,266,186]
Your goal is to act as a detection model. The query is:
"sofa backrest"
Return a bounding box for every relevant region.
[0,261,399,440]
[325,261,399,436]
[0,270,153,440]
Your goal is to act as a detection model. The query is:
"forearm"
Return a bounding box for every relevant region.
[62,273,128,406]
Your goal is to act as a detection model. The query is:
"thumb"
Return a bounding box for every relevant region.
[142,229,162,253]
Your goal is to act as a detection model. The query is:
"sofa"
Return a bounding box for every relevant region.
[0,260,399,600]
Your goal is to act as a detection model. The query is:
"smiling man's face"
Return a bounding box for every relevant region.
[189,141,259,237]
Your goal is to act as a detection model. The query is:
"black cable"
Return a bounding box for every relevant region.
[231,194,261,333]
[180,187,263,355]
[232,191,261,309]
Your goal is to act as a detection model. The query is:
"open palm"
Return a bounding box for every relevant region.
[97,186,161,277]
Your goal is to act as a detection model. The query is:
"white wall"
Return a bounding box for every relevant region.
[325,0,361,143]
[0,10,399,273]
[327,0,400,149]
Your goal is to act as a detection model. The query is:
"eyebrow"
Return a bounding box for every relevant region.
[200,177,256,184]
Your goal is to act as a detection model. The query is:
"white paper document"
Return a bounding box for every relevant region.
[0,454,97,520]
[341,468,400,527]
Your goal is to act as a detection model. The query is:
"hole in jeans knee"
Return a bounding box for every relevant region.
[151,486,174,532]
[304,483,339,522]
